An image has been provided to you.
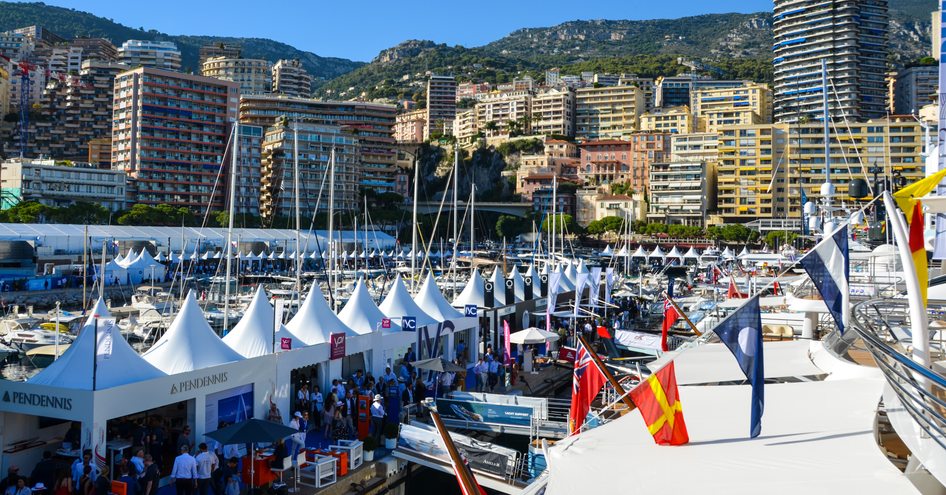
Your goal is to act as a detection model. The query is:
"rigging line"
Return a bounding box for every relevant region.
[828,77,874,195]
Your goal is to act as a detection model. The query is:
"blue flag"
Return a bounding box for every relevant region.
[799,225,849,334]
[714,295,764,438]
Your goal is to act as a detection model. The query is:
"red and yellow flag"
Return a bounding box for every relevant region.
[629,361,689,445]
[909,202,928,306]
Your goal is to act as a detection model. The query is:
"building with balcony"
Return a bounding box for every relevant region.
[647,161,716,226]
[239,94,398,194]
[0,64,8,116]
[532,187,576,219]
[202,57,272,96]
[773,0,888,122]
[691,82,773,132]
[260,121,359,220]
[670,132,718,163]
[531,87,575,137]
[111,67,239,211]
[639,106,693,134]
[234,124,263,217]
[892,65,937,115]
[118,40,182,71]
[475,90,532,138]
[714,117,922,221]
[578,140,633,189]
[271,59,312,98]
[575,85,644,139]
[453,108,478,148]
[426,74,456,139]
[199,43,242,64]
[456,82,490,101]
[87,137,111,168]
[395,109,427,143]
[0,158,126,211]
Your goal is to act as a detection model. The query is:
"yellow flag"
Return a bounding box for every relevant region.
[893,168,946,223]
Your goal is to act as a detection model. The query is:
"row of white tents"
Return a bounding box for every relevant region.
[599,244,754,261]
[140,248,457,264]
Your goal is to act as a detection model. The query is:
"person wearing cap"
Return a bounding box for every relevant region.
[170,445,197,495]
[370,394,386,442]
[288,412,304,457]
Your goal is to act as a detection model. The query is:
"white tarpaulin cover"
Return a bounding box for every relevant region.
[648,341,824,385]
[379,275,438,328]
[142,291,244,374]
[453,269,486,309]
[339,278,401,334]
[508,327,559,345]
[415,272,464,322]
[222,285,301,357]
[489,268,508,307]
[511,268,526,301]
[29,298,165,389]
[545,374,915,494]
[286,283,358,344]
[613,329,663,352]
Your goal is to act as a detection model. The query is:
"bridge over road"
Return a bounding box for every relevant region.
[401,202,533,217]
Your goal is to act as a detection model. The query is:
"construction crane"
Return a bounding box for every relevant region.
[15,60,37,157]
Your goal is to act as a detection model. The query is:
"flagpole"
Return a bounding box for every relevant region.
[430,409,482,495]
[576,334,635,412]
[664,293,703,337]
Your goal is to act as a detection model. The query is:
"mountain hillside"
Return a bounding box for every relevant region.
[0,2,363,79]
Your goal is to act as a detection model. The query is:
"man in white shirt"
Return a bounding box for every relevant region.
[370,395,386,442]
[170,445,197,495]
[288,412,304,457]
[194,443,217,495]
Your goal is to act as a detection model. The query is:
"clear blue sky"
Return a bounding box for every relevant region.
[20,0,774,61]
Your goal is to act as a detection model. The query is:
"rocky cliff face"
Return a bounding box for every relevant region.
[373,40,439,64]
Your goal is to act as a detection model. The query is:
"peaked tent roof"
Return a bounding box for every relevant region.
[30,297,165,389]
[453,269,485,308]
[339,278,401,334]
[415,272,464,321]
[666,246,684,259]
[489,268,508,307]
[683,247,700,259]
[142,291,244,374]
[524,265,537,280]
[563,261,578,286]
[601,245,613,256]
[379,275,438,328]
[631,246,648,258]
[617,245,629,257]
[721,247,735,259]
[286,283,358,344]
[511,268,527,301]
[738,246,750,258]
[222,286,302,357]
[559,264,576,291]
[649,246,665,258]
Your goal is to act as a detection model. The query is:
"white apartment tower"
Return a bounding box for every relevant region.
[772,0,888,122]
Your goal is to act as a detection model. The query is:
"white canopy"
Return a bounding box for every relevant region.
[142,291,244,374]
[722,247,735,259]
[649,246,665,258]
[118,249,138,268]
[339,278,401,334]
[415,272,464,321]
[286,283,358,344]
[453,269,486,308]
[545,376,912,494]
[683,247,700,259]
[666,246,683,259]
[563,261,578,286]
[114,253,125,265]
[155,251,167,262]
[557,266,575,292]
[524,265,537,280]
[738,246,750,258]
[29,298,165,389]
[123,249,167,284]
[617,245,629,257]
[601,245,612,256]
[200,251,212,261]
[379,275,438,329]
[511,268,527,301]
[508,327,559,345]
[490,268,508,307]
[222,286,302,357]
[631,246,648,259]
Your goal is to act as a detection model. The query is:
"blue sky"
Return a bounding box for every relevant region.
[22,0,774,61]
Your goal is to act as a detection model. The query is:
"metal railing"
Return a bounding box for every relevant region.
[848,299,946,454]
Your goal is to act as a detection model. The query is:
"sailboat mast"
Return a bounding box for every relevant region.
[470,184,474,260]
[328,146,336,310]
[452,145,459,295]
[224,122,238,332]
[293,123,302,312]
[411,154,419,291]
[820,59,833,220]
[551,174,557,268]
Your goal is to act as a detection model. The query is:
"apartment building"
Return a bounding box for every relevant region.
[715,117,923,221]
[456,82,490,101]
[426,74,457,139]
[647,161,716,226]
[87,137,111,168]
[202,57,272,96]
[260,121,358,219]
[691,82,773,132]
[575,85,644,139]
[531,87,575,137]
[200,43,242,64]
[272,59,312,98]
[892,65,937,115]
[516,154,579,201]
[475,90,532,138]
[670,132,718,163]
[7,60,129,161]
[0,158,126,211]
[395,109,427,143]
[639,106,693,134]
[118,40,182,71]
[453,108,478,148]
[773,0,888,121]
[234,124,264,217]
[577,140,633,189]
[0,64,8,116]
[112,67,239,211]
[239,94,398,195]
